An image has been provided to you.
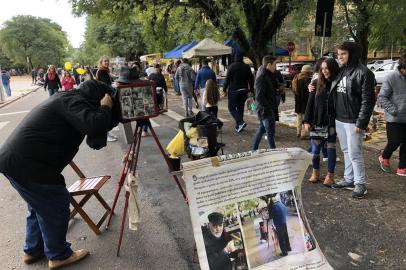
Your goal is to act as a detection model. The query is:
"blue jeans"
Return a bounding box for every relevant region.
[228,90,248,128]
[3,83,11,96]
[48,88,58,96]
[252,114,276,150]
[173,77,180,94]
[5,175,73,260]
[311,127,337,173]
[335,120,366,185]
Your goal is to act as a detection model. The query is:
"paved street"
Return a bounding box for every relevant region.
[0,79,405,269]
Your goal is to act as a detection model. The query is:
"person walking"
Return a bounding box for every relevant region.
[95,56,117,142]
[61,71,76,91]
[0,80,118,269]
[31,68,38,85]
[195,58,216,111]
[172,60,182,95]
[292,65,312,138]
[1,70,12,97]
[223,55,254,133]
[175,58,196,117]
[252,56,278,150]
[303,58,340,186]
[202,79,220,118]
[268,197,291,257]
[378,53,406,176]
[44,65,62,96]
[330,42,376,199]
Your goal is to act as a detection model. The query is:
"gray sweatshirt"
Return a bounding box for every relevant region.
[378,69,406,123]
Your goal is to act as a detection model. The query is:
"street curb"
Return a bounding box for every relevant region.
[0,86,41,109]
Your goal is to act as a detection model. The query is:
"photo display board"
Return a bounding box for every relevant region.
[117,81,159,122]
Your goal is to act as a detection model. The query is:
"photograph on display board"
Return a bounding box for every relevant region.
[200,203,248,270]
[237,191,309,268]
[117,82,158,122]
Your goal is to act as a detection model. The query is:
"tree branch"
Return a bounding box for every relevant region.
[342,0,357,41]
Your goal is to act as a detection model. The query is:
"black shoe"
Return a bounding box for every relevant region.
[237,122,247,133]
[352,184,367,199]
[331,179,355,190]
[280,252,288,257]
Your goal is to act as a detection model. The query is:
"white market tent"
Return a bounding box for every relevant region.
[182,38,232,59]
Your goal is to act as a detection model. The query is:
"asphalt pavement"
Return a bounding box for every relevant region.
[0,79,405,269]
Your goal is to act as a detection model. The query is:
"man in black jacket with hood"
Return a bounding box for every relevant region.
[330,41,376,199]
[0,80,119,268]
[252,55,278,150]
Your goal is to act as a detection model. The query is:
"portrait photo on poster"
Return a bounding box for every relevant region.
[116,81,159,122]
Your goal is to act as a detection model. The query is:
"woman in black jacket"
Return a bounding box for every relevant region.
[303,58,340,186]
[44,65,62,96]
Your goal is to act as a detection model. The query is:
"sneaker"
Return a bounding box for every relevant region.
[352,184,368,199]
[378,155,390,172]
[331,179,355,190]
[107,135,117,142]
[141,131,149,137]
[322,157,328,162]
[237,122,247,133]
[23,252,45,264]
[336,157,340,162]
[397,168,406,176]
[49,249,89,269]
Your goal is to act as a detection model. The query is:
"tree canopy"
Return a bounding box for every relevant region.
[0,15,72,69]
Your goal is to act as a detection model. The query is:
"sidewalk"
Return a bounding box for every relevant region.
[0,75,41,108]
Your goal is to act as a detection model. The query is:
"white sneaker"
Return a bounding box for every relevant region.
[322,157,328,162]
[107,135,117,142]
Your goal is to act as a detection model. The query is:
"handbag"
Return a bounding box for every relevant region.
[309,126,328,139]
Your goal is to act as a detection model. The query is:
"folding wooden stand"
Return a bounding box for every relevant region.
[106,119,188,256]
[68,161,112,235]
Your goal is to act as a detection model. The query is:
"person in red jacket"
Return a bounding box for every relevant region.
[61,71,76,91]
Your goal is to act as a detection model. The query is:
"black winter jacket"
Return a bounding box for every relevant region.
[331,64,376,129]
[223,61,254,93]
[44,73,62,90]
[0,80,118,185]
[148,72,168,92]
[304,81,335,127]
[255,68,277,119]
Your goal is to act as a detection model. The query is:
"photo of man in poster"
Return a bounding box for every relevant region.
[202,212,238,270]
[268,196,292,256]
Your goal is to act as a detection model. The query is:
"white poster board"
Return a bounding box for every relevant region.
[182,148,333,270]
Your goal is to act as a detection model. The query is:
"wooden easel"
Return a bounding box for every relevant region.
[106,119,188,256]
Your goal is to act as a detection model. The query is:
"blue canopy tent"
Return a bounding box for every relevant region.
[274,47,289,56]
[163,41,198,59]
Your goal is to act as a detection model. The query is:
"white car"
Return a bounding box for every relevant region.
[373,61,399,85]
[367,59,392,71]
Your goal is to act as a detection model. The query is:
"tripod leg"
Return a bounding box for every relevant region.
[148,122,188,202]
[117,190,130,256]
[107,123,141,228]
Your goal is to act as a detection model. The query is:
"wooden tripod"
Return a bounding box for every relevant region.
[106,119,188,256]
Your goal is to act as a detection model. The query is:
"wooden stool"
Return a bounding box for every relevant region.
[68,161,111,235]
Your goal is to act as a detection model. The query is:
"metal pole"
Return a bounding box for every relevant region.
[390,41,393,60]
[320,12,327,58]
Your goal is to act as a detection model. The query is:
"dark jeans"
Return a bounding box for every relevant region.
[382,122,406,169]
[252,114,276,150]
[275,223,291,254]
[311,127,336,173]
[205,106,218,118]
[48,88,58,96]
[228,90,248,128]
[5,175,73,260]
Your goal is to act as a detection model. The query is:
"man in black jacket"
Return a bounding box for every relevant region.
[0,80,118,268]
[223,55,254,133]
[330,41,376,199]
[252,55,278,150]
[202,212,237,270]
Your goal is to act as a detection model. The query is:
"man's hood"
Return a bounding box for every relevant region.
[77,80,114,105]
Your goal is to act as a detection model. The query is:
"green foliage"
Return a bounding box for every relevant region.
[0,15,70,69]
[74,13,146,65]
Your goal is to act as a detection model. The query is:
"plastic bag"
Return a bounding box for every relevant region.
[186,127,199,146]
[166,130,185,158]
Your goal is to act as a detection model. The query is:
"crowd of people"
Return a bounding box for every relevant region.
[0,40,404,269]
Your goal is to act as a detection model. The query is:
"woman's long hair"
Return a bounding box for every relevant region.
[47,65,56,80]
[205,79,219,106]
[316,58,340,96]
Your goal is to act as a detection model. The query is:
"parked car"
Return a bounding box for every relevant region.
[367,59,392,71]
[279,62,311,88]
[373,61,399,85]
